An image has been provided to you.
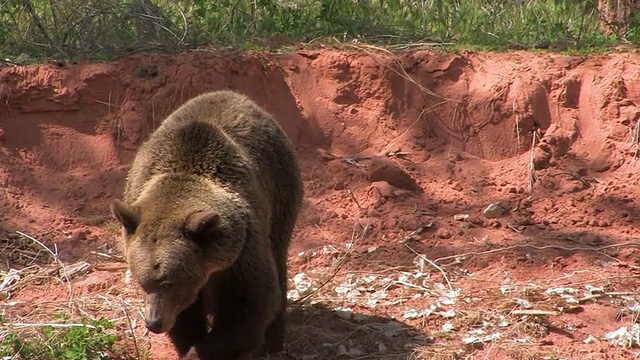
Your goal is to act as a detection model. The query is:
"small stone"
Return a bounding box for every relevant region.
[541,124,574,158]
[533,147,552,170]
[619,105,640,125]
[0,127,5,142]
[483,202,510,219]
[317,148,336,161]
[335,308,353,320]
[516,217,534,226]
[482,220,501,228]
[453,214,469,221]
[562,184,584,194]
[436,228,452,239]
[368,157,420,191]
[590,150,613,172]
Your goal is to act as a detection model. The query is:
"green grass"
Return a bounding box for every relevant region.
[0,0,636,62]
[0,313,120,360]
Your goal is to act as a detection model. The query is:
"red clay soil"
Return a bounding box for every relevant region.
[1,48,640,359]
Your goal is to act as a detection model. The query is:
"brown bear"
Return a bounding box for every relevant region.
[109,90,303,360]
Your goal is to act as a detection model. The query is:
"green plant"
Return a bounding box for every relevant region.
[1,316,118,360]
[0,0,632,62]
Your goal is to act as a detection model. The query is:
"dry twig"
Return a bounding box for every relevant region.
[433,241,639,265]
[14,231,74,303]
[403,243,454,292]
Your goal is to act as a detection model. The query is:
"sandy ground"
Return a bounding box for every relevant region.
[1,48,639,359]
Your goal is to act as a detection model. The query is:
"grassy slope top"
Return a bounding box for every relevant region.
[1,0,639,63]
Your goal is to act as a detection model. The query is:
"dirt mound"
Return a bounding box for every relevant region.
[1,49,640,359]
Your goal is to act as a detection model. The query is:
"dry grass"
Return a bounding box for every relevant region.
[527,129,541,194]
[289,237,640,359]
[2,227,640,359]
[632,118,640,159]
[0,230,148,360]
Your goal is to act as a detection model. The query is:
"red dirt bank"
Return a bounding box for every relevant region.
[1,49,639,359]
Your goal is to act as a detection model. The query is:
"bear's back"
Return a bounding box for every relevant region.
[124,91,301,215]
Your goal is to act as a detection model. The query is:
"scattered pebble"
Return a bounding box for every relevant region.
[483,201,510,218]
[453,213,469,221]
[442,322,455,332]
[335,307,353,320]
[435,228,452,239]
[583,335,597,344]
[604,324,640,348]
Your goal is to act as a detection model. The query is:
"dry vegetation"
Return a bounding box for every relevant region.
[1,0,638,62]
[2,223,639,359]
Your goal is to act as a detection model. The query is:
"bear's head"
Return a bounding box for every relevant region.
[109,184,246,333]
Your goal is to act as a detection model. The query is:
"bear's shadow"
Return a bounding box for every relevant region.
[265,302,432,360]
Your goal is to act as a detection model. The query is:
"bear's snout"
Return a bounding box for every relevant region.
[144,293,168,333]
[145,316,163,334]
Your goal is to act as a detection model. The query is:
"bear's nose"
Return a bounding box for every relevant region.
[144,293,164,333]
[145,317,163,334]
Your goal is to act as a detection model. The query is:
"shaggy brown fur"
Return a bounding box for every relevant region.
[110,90,303,359]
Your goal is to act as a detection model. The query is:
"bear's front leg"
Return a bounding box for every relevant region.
[193,305,270,360]
[168,296,208,358]
[194,268,279,360]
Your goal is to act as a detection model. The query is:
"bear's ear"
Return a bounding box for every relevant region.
[184,210,220,241]
[110,199,140,234]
